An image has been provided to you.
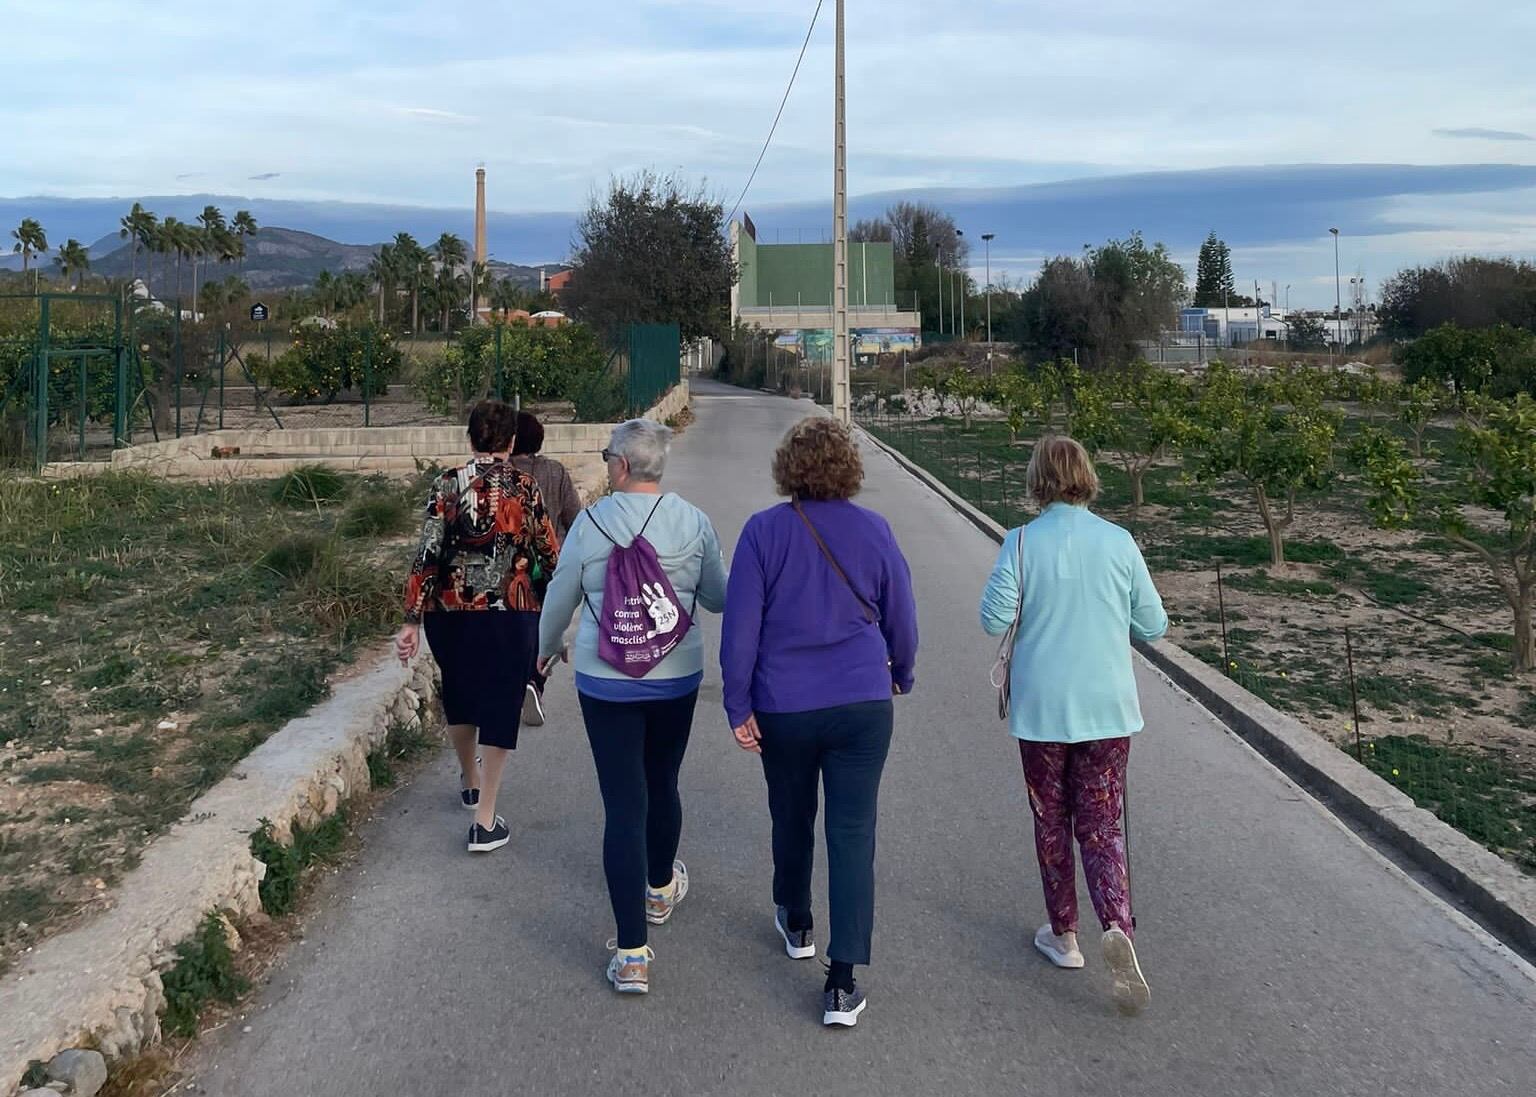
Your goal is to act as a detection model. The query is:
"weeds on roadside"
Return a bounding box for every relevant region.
[250,811,350,918]
[366,718,435,789]
[160,912,249,1038]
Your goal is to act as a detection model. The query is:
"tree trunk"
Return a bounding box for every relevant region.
[1254,483,1287,567]
[411,289,419,334]
[1129,467,1146,508]
[377,285,385,324]
[1515,586,1534,674]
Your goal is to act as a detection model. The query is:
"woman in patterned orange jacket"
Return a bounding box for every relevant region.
[395,399,561,854]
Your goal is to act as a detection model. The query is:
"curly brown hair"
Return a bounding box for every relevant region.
[773,417,864,500]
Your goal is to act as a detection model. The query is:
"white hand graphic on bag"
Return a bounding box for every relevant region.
[640,583,680,638]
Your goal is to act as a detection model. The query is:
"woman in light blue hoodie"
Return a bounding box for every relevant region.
[538,418,727,996]
[979,435,1167,1015]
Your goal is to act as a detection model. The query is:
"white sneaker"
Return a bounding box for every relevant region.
[522,684,545,727]
[1034,924,1085,969]
[645,860,689,925]
[1102,927,1151,1015]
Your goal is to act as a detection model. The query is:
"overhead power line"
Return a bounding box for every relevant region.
[726,0,824,226]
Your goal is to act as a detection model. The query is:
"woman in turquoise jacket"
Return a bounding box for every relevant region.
[979,435,1168,1015]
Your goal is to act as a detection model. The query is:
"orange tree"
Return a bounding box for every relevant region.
[1070,360,1195,512]
[1354,393,1536,672]
[1190,364,1340,567]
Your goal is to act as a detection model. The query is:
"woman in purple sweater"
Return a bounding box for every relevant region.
[721,417,918,1028]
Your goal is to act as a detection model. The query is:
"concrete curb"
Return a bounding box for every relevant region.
[857,424,1536,962]
[0,651,438,1094]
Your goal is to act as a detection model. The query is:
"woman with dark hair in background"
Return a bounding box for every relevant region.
[721,416,918,1027]
[512,410,583,727]
[395,399,560,854]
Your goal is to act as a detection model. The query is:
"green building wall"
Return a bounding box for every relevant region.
[738,238,897,308]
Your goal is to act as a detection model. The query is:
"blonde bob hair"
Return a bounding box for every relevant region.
[1026,435,1100,506]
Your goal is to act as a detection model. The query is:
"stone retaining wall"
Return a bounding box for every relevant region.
[41,382,692,495]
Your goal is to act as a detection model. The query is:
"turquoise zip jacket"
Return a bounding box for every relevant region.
[980,502,1168,743]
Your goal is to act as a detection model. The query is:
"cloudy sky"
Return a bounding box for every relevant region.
[3,0,1535,300]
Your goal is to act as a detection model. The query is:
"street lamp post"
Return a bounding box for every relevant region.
[937,258,944,335]
[1329,227,1341,365]
[982,232,995,365]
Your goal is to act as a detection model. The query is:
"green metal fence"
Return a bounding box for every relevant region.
[625,323,681,415]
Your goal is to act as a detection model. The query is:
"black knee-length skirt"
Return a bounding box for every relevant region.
[423,610,539,750]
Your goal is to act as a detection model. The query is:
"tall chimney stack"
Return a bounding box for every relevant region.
[474,166,487,268]
[473,166,487,323]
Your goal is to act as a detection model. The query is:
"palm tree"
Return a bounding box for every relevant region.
[119,202,153,288]
[160,217,190,306]
[489,276,524,318]
[469,260,491,324]
[432,233,468,333]
[340,271,369,313]
[368,243,396,325]
[232,210,258,276]
[135,212,161,299]
[393,233,424,334]
[54,239,90,290]
[314,270,336,319]
[11,218,48,293]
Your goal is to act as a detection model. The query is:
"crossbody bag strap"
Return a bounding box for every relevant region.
[792,498,878,624]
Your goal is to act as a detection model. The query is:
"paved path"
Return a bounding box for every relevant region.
[190,381,1536,1096]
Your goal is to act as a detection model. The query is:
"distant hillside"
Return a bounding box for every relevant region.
[81,227,555,291]
[0,193,576,272]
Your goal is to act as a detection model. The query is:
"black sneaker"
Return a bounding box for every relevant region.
[467,815,510,853]
[822,984,866,1027]
[775,907,816,959]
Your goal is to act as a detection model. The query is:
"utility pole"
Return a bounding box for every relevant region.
[982,233,995,365]
[1329,227,1341,365]
[830,0,850,424]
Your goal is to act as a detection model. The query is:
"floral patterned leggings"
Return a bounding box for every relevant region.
[1019,738,1134,939]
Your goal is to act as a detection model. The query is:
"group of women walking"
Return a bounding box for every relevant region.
[395,398,1167,1026]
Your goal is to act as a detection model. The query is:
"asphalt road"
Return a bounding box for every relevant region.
[189,380,1536,1097]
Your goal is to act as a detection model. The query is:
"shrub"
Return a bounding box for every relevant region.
[414,321,608,416]
[339,494,411,538]
[569,369,628,422]
[272,465,349,508]
[258,534,333,579]
[253,323,402,403]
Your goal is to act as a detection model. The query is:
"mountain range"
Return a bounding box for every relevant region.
[5,163,1536,302]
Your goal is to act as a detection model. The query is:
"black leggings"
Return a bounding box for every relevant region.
[578,689,699,950]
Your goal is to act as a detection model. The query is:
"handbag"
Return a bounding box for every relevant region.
[988,528,1026,720]
[792,499,878,625]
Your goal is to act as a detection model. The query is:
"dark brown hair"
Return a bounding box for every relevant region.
[1027,435,1100,506]
[467,399,518,454]
[773,417,864,501]
[513,411,545,456]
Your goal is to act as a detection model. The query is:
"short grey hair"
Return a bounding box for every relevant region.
[607,419,673,482]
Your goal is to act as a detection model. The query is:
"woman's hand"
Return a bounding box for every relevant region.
[892,680,904,696]
[536,647,569,677]
[732,715,762,754]
[395,623,420,665]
